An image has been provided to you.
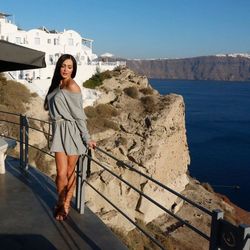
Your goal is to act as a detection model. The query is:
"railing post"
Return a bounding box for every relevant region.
[209,209,224,250]
[76,149,90,214]
[24,116,29,171]
[210,210,250,250]
[239,224,250,250]
[19,114,24,169]
[19,115,29,171]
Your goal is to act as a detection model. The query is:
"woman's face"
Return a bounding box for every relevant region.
[60,59,74,79]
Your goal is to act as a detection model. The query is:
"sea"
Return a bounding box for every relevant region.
[149,79,250,212]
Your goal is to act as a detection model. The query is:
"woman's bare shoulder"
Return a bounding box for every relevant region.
[65,79,81,93]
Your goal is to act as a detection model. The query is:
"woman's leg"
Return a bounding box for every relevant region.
[55,152,68,220]
[64,155,79,214]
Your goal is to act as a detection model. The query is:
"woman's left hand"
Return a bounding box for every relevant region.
[87,140,97,150]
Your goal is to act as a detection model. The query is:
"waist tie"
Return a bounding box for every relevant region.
[52,118,65,123]
[52,118,74,123]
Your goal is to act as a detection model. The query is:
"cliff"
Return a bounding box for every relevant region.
[126,56,250,81]
[81,67,250,249]
[84,68,190,232]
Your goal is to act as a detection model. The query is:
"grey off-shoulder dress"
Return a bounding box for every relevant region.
[47,87,90,155]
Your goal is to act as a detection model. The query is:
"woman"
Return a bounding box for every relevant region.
[44,54,96,221]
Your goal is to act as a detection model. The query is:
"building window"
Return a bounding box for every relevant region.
[16,37,21,44]
[49,55,54,65]
[54,38,59,45]
[68,38,74,46]
[47,39,51,44]
[34,37,40,45]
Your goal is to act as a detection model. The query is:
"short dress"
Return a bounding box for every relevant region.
[47,86,90,155]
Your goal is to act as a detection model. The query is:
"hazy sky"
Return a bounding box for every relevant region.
[1,0,250,59]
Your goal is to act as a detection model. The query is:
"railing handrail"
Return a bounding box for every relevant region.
[26,115,51,125]
[96,146,213,216]
[0,110,20,117]
[87,153,210,241]
[0,119,20,126]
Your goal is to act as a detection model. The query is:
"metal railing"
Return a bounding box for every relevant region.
[0,110,249,250]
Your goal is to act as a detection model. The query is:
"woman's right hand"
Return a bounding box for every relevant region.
[87,140,96,150]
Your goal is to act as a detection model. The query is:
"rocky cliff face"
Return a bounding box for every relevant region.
[126,56,250,81]
[84,68,190,231]
[82,68,249,249]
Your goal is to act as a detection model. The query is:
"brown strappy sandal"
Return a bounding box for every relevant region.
[54,204,67,221]
[63,202,71,218]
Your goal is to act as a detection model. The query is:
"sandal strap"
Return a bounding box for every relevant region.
[54,204,68,220]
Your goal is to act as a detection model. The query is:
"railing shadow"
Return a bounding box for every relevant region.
[0,234,57,250]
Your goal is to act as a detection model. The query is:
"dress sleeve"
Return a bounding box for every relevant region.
[64,92,91,143]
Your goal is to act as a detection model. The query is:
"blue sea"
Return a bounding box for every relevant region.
[149,79,250,211]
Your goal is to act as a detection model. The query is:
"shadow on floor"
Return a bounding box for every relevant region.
[2,156,127,250]
[0,234,57,250]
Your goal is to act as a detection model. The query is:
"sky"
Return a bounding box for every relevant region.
[1,0,250,59]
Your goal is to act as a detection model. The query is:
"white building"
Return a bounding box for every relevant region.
[0,12,125,91]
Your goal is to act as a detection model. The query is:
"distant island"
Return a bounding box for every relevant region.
[125,54,250,81]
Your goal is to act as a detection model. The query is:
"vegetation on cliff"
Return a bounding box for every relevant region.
[83,68,119,89]
[0,73,52,175]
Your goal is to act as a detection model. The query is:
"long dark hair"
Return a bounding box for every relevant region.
[44,54,77,110]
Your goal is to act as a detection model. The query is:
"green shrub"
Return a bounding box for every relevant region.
[85,104,120,134]
[0,73,7,82]
[83,70,112,89]
[123,87,139,99]
[100,70,112,80]
[139,87,154,95]
[84,106,98,118]
[0,76,35,140]
[85,104,119,119]
[0,78,31,113]
[87,117,119,134]
[96,104,119,117]
[31,92,38,98]
[141,96,157,113]
[103,119,119,131]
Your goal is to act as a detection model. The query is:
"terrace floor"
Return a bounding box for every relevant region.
[0,156,128,250]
